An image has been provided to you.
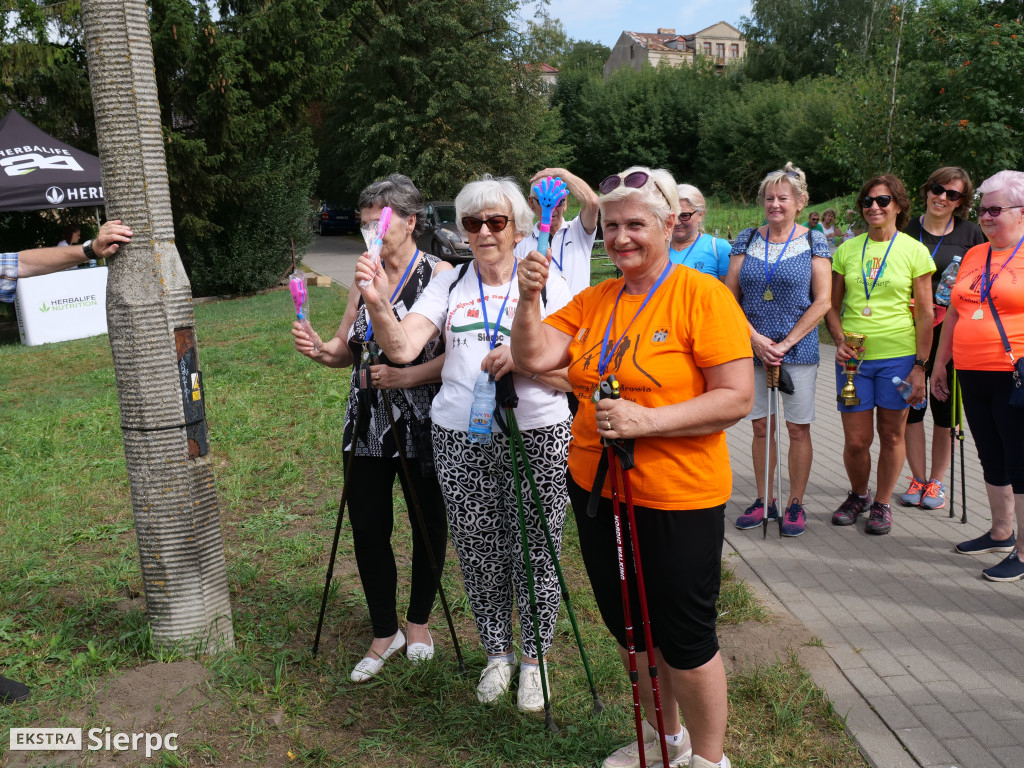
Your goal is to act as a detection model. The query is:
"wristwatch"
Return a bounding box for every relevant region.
[914,358,927,369]
[81,239,96,262]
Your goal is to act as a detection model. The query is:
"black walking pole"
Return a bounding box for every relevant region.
[952,370,967,524]
[764,365,784,539]
[312,402,367,657]
[504,404,604,714]
[375,378,466,673]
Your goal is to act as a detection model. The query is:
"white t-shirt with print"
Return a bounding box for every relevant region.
[514,216,597,297]
[410,263,572,432]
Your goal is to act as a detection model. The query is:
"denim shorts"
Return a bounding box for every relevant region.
[835,355,915,412]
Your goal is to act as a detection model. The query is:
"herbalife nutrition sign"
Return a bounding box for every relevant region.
[0,110,105,212]
[15,269,109,346]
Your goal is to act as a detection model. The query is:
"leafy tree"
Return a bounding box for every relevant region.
[521,11,572,67]
[318,0,567,201]
[560,40,611,77]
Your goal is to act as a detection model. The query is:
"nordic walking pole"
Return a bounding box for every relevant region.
[763,365,780,540]
[949,368,956,520]
[505,406,604,713]
[953,371,967,524]
[312,402,368,656]
[376,380,466,673]
[602,375,669,768]
[773,368,784,538]
[507,419,558,732]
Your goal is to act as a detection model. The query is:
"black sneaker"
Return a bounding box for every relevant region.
[0,675,30,704]
[865,501,893,535]
[831,490,872,526]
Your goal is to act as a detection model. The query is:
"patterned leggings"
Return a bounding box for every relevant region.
[432,419,571,658]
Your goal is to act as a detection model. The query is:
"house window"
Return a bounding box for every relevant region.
[716,43,725,59]
[630,45,634,59]
[703,42,711,55]
[730,44,739,58]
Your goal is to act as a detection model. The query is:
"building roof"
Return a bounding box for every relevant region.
[624,31,692,53]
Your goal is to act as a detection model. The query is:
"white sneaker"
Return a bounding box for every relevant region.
[516,663,551,712]
[406,632,434,664]
[476,657,516,704]
[349,630,405,683]
[690,755,731,768]
[602,719,692,768]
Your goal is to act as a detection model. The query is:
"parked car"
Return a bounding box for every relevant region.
[316,203,360,235]
[417,201,472,264]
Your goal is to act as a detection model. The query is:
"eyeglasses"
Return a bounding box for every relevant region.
[677,211,697,222]
[860,195,893,209]
[598,171,673,208]
[929,183,964,202]
[977,205,1023,218]
[462,215,510,234]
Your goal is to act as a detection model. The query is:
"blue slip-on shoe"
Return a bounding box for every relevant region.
[955,531,1016,555]
[982,551,1024,582]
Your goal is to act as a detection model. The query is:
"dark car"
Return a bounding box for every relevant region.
[417,201,472,264]
[316,203,360,235]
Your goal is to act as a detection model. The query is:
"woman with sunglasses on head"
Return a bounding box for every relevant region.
[824,175,935,536]
[354,175,573,712]
[898,168,985,512]
[931,170,1024,582]
[669,184,732,280]
[292,174,452,683]
[725,163,832,538]
[512,166,753,768]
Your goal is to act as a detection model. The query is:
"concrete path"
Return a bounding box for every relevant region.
[724,347,1024,768]
[300,233,365,287]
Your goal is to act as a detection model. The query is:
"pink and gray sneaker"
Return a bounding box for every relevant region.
[735,497,779,530]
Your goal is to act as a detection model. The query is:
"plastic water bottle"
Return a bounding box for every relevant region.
[893,376,926,410]
[934,254,962,307]
[468,371,495,443]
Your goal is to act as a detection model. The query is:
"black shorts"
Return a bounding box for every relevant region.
[958,369,1024,493]
[907,331,953,428]
[568,476,724,670]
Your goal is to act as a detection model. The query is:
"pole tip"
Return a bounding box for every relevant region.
[592,696,605,714]
[545,712,559,733]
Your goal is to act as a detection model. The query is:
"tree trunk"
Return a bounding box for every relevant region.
[80,0,234,652]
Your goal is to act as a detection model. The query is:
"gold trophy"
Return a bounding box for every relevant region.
[838,332,867,405]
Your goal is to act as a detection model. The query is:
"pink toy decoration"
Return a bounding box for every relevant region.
[289,269,321,353]
[358,206,394,288]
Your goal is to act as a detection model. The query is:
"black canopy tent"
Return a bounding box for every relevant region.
[0,109,104,212]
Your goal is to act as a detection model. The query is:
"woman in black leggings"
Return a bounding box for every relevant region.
[933,170,1024,582]
[293,174,451,678]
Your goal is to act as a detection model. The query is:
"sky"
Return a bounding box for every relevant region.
[531,0,753,48]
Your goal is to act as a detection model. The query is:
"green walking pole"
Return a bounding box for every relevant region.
[949,370,967,524]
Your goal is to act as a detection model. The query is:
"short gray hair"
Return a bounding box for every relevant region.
[454,175,533,237]
[757,162,809,210]
[599,166,680,226]
[978,170,1024,207]
[677,183,707,232]
[358,174,427,238]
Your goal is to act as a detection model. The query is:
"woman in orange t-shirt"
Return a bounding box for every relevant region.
[933,170,1024,583]
[511,166,753,768]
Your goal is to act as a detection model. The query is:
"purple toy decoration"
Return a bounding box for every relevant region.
[290,270,321,353]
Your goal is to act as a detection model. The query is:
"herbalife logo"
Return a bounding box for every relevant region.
[39,302,50,313]
[40,295,99,312]
[46,186,65,204]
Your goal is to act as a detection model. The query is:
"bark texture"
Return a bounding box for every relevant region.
[81,0,234,652]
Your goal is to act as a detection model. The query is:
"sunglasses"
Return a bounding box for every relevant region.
[929,183,964,202]
[598,171,674,208]
[977,205,1023,218]
[860,195,893,209]
[462,215,510,234]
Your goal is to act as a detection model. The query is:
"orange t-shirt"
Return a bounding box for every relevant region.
[951,242,1024,371]
[545,265,752,510]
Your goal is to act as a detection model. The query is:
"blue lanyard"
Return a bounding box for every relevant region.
[860,233,897,304]
[477,259,518,350]
[550,229,568,272]
[980,234,1024,303]
[762,225,796,290]
[364,250,419,343]
[675,233,703,264]
[918,216,952,262]
[597,262,673,377]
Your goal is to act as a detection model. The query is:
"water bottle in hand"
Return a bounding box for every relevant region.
[893,376,926,410]
[934,254,962,307]
[468,371,496,444]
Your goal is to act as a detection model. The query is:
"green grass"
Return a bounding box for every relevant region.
[0,281,865,767]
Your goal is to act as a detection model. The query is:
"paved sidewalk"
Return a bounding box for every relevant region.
[724,346,1024,768]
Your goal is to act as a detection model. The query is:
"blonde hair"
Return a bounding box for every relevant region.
[677,184,707,232]
[599,166,680,226]
[757,162,809,211]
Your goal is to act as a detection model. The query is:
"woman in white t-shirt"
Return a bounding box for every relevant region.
[355,175,572,714]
